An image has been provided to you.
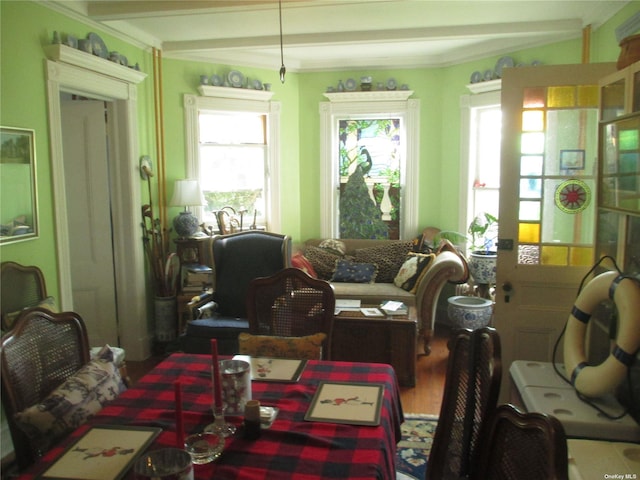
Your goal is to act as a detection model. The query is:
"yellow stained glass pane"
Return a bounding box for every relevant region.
[522,111,544,131]
[569,247,594,266]
[577,85,598,107]
[548,86,575,108]
[523,87,546,108]
[518,223,540,243]
[541,245,568,265]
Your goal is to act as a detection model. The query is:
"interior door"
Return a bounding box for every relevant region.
[61,100,119,347]
[494,63,616,401]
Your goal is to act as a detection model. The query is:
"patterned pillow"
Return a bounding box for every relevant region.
[14,348,126,455]
[318,239,346,255]
[304,246,343,280]
[291,252,318,278]
[238,332,326,360]
[331,259,378,283]
[394,252,436,293]
[354,241,413,283]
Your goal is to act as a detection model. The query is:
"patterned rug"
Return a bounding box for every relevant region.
[395,414,438,480]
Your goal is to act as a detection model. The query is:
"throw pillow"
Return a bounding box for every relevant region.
[394,252,436,293]
[238,332,326,360]
[330,259,377,284]
[318,238,346,255]
[304,246,343,280]
[14,347,126,455]
[291,252,318,278]
[354,241,413,283]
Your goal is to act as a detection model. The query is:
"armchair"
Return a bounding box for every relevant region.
[180,231,292,354]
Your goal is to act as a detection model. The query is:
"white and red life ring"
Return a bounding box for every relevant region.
[563,271,640,398]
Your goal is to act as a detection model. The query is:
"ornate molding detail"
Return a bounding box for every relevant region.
[324,90,413,102]
[198,85,274,101]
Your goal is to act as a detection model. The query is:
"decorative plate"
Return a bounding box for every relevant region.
[554,179,591,214]
[228,70,245,88]
[211,74,222,86]
[65,34,78,49]
[483,69,494,81]
[470,71,482,83]
[345,78,357,91]
[494,56,514,78]
[87,32,108,59]
[386,78,397,90]
[253,79,263,90]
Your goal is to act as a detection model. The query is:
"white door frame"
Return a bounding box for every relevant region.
[45,59,150,360]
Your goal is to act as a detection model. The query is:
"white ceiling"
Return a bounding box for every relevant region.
[54,1,633,72]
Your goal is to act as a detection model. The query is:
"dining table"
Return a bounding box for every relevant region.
[19,353,404,480]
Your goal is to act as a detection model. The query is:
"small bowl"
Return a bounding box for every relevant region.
[134,448,193,479]
[184,432,225,464]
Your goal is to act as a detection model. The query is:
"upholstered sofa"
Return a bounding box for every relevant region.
[296,235,469,355]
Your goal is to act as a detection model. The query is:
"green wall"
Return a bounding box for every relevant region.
[1,0,638,303]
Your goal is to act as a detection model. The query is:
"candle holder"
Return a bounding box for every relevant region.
[205,405,236,437]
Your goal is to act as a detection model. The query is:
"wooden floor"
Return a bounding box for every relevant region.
[127,325,451,416]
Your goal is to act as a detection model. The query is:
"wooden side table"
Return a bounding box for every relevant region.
[174,236,209,266]
[331,307,417,387]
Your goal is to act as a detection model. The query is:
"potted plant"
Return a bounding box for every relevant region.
[467,212,499,286]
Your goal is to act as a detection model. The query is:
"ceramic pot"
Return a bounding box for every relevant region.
[468,251,497,285]
[447,295,494,329]
[155,295,177,342]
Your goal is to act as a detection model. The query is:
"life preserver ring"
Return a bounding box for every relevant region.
[563,271,640,398]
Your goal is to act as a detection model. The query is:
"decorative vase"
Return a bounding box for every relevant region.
[447,295,494,330]
[173,211,200,238]
[155,295,177,342]
[468,251,497,285]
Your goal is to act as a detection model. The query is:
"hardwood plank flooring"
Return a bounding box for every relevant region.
[126,325,452,415]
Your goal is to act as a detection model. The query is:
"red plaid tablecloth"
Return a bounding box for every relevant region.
[20,354,404,480]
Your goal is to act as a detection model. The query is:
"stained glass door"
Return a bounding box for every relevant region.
[494,63,616,401]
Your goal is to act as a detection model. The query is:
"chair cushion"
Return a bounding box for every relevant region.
[238,332,327,360]
[394,252,436,293]
[14,346,126,454]
[354,241,413,283]
[331,259,377,283]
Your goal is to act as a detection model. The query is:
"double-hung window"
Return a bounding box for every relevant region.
[184,92,281,232]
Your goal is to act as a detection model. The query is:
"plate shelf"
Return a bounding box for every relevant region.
[44,44,147,84]
[198,85,274,101]
[323,91,413,102]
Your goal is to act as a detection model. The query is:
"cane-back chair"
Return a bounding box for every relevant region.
[1,261,49,330]
[1,308,91,469]
[244,267,335,360]
[425,326,502,480]
[470,403,569,480]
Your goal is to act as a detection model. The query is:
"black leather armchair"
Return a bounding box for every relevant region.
[179,231,292,354]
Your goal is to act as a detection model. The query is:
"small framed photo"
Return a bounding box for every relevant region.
[560,149,585,170]
[305,381,384,426]
[39,425,161,480]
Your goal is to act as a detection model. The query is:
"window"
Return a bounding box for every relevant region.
[320,92,420,239]
[460,90,501,252]
[184,91,281,232]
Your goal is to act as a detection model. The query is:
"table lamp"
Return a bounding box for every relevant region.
[170,179,205,238]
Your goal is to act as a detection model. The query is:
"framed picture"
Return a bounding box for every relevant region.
[305,381,384,426]
[560,149,585,170]
[0,126,38,244]
[244,357,307,382]
[39,425,161,480]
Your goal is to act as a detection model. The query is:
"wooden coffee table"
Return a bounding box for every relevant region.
[331,306,417,387]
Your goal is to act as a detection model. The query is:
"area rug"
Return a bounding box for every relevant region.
[395,414,438,480]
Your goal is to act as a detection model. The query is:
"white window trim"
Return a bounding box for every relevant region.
[459,90,501,241]
[319,92,420,239]
[184,91,282,232]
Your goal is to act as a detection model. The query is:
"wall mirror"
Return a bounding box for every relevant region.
[0,126,38,244]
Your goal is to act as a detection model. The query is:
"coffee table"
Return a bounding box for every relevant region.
[331,305,417,387]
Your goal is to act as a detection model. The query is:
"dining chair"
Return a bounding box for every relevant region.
[180,230,292,354]
[425,326,502,480]
[470,403,569,480]
[1,261,49,330]
[244,267,336,360]
[1,308,91,469]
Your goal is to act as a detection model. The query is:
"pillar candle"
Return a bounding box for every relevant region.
[174,380,184,448]
[211,339,223,408]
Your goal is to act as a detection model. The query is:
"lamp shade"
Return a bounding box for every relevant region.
[170,179,205,207]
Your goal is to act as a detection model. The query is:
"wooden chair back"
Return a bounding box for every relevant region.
[1,261,48,330]
[0,308,90,469]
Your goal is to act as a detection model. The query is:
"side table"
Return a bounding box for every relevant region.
[331,306,417,387]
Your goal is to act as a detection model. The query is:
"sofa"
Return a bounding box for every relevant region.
[295,234,469,355]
